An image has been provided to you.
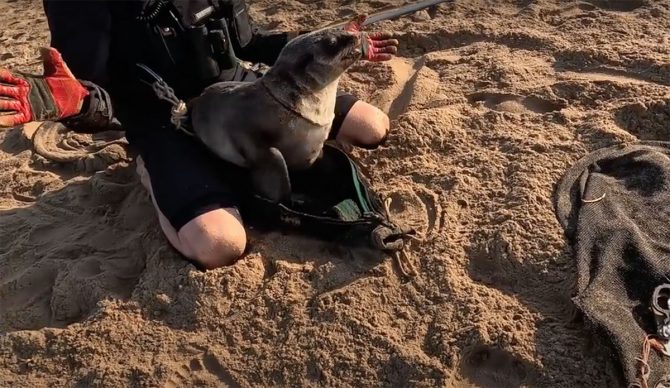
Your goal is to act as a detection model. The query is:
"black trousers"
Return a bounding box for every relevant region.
[43,0,360,231]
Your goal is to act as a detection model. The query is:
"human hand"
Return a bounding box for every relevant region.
[359,31,398,62]
[343,14,399,62]
[0,47,89,127]
[344,14,367,33]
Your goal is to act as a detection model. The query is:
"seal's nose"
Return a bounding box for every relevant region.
[344,30,360,42]
[349,33,363,56]
[351,32,362,48]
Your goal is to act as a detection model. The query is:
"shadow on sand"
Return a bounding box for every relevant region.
[0,125,388,335]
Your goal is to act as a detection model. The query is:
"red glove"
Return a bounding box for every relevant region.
[0,47,89,127]
[344,15,399,62]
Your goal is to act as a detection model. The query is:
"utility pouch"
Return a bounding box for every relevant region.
[206,16,237,70]
[227,0,253,48]
[137,0,241,96]
[185,24,221,84]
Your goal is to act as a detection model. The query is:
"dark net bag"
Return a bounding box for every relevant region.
[553,140,670,387]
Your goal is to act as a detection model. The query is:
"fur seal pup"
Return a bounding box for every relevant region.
[187,28,397,203]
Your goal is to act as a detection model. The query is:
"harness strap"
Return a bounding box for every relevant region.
[258,78,330,127]
[136,63,192,131]
[136,60,269,137]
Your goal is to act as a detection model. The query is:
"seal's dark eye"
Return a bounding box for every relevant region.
[322,35,341,56]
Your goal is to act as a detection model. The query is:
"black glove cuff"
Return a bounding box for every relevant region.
[62,80,117,133]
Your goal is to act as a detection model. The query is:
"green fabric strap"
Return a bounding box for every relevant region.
[349,159,371,214]
[332,199,362,222]
[324,159,372,222]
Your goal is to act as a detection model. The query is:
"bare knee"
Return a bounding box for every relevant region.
[177,208,247,270]
[361,107,390,147]
[338,101,390,148]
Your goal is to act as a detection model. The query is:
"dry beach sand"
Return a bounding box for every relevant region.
[2,0,670,386]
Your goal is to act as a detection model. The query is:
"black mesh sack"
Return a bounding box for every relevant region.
[553,140,670,387]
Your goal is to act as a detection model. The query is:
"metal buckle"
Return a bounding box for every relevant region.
[653,284,670,340]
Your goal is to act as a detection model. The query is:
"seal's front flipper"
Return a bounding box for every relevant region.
[250,147,292,203]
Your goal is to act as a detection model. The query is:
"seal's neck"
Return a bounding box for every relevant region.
[261,66,341,127]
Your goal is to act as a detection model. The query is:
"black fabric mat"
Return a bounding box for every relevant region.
[553,141,670,386]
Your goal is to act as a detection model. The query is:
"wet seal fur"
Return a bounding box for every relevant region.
[188,29,365,203]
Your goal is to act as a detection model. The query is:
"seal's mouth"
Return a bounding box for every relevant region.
[343,33,363,60]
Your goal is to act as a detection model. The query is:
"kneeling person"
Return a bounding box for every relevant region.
[0,0,395,270]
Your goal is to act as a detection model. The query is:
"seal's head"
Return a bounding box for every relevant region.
[269,29,364,89]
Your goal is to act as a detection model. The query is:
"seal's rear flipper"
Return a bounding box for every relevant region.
[250,147,292,203]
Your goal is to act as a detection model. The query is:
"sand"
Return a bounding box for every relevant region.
[1,0,670,386]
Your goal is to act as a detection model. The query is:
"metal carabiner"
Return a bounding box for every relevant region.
[652,284,670,340]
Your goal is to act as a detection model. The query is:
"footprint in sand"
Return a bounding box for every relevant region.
[542,1,598,26]
[545,0,645,20]
[466,231,520,289]
[165,351,238,388]
[369,56,442,120]
[49,254,143,324]
[614,99,670,140]
[557,68,663,86]
[467,92,567,114]
[460,344,538,387]
[1,252,144,330]
[385,186,444,241]
[562,1,598,13]
[0,261,59,330]
[0,172,145,331]
[584,0,644,12]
